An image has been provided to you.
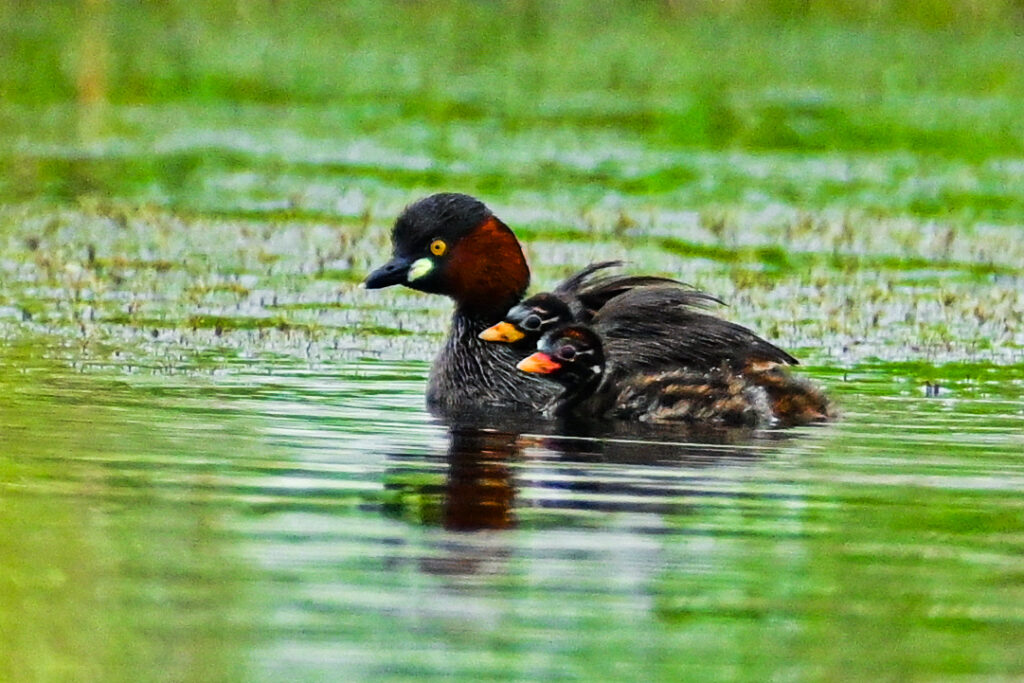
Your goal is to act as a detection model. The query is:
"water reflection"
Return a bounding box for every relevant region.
[386,413,785,536]
[443,428,519,532]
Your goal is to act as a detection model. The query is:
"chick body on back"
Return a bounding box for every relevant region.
[526,323,776,427]
[520,287,831,426]
[592,285,797,382]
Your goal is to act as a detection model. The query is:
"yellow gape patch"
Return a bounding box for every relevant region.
[408,257,434,282]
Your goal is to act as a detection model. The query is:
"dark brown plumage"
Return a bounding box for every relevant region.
[486,262,722,351]
[592,285,798,378]
[551,260,714,323]
[517,323,831,427]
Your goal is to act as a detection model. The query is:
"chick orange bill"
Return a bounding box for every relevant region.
[479,321,526,344]
[516,352,561,374]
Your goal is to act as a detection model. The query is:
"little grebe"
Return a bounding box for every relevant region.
[518,323,831,426]
[517,324,774,426]
[365,193,830,423]
[363,194,686,413]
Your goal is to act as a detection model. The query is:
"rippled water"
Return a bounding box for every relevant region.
[3,339,1022,680]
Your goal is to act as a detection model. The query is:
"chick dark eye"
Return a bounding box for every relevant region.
[556,344,577,361]
[522,314,542,331]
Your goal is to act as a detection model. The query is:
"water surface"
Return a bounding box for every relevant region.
[3,338,1022,680]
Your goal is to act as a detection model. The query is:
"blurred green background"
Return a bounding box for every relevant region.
[3,0,1024,212]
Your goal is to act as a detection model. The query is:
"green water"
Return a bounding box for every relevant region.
[2,1,1024,680]
[2,349,1022,680]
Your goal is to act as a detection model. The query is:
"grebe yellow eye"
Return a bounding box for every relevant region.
[429,239,447,256]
